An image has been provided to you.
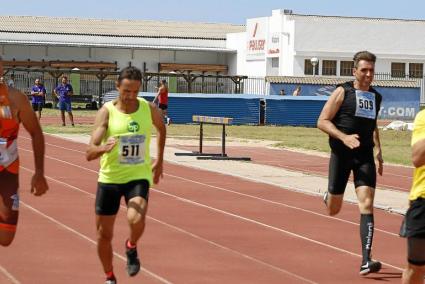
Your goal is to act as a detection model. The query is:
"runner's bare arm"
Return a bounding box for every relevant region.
[86,106,115,161]
[373,127,384,175]
[17,90,45,173]
[412,138,425,168]
[317,86,360,149]
[15,90,49,195]
[153,90,160,103]
[150,102,166,184]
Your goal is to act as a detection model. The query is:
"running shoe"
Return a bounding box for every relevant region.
[125,241,141,277]
[323,191,329,206]
[105,278,116,284]
[359,260,382,275]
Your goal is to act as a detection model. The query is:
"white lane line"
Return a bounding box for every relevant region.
[154,189,404,272]
[0,265,20,284]
[20,167,316,283]
[20,135,405,276]
[165,173,401,237]
[20,134,414,180]
[18,144,401,237]
[21,201,172,284]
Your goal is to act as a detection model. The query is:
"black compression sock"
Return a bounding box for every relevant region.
[360,214,374,263]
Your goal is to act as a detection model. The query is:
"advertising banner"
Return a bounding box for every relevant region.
[270,83,420,120]
[246,18,268,61]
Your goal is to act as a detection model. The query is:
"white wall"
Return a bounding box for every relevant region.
[293,15,425,59]
[1,44,229,72]
[226,32,247,75]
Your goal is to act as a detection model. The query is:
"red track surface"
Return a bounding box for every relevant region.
[0,133,408,283]
[39,115,94,125]
[176,145,413,192]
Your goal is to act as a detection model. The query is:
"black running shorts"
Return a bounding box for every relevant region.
[328,148,376,195]
[406,198,425,238]
[95,179,149,215]
[158,103,168,110]
[32,102,43,112]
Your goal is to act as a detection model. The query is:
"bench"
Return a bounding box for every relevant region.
[159,63,228,74]
[175,115,251,161]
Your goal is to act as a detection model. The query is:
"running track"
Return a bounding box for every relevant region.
[176,145,413,192]
[0,133,407,283]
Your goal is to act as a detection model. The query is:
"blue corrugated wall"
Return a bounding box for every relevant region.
[103,92,261,125]
[264,96,328,126]
[270,83,420,120]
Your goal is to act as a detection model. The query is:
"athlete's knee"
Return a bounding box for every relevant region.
[327,205,341,216]
[325,194,343,216]
[127,207,147,225]
[358,197,374,213]
[402,264,425,284]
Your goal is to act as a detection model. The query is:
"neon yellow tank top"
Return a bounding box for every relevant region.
[98,98,152,185]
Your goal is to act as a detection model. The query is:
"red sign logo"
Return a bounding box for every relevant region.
[252,23,258,38]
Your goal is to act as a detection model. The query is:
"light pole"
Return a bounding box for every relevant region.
[310,57,318,76]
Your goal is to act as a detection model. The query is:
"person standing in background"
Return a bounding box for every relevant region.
[54,75,75,127]
[153,79,171,125]
[30,78,46,121]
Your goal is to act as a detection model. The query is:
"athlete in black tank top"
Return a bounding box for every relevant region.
[330,81,382,151]
[317,51,384,276]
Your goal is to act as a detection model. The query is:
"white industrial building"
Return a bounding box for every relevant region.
[227,9,425,78]
[1,10,425,79]
[0,15,243,73]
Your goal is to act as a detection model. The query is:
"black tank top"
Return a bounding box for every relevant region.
[329,81,382,151]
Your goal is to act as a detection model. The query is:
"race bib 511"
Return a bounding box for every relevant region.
[118,135,146,165]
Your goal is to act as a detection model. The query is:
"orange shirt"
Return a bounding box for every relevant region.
[0,84,19,174]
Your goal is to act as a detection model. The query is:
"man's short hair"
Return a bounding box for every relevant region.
[353,51,376,68]
[118,66,142,83]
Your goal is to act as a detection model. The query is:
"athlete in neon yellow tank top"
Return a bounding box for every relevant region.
[86,67,166,284]
[99,97,153,185]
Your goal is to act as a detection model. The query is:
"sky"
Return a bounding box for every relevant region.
[0,0,424,24]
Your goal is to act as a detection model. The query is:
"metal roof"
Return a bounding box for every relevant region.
[266,76,420,88]
[288,13,425,24]
[0,15,244,40]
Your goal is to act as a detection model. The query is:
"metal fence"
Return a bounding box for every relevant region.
[4,70,257,103]
[8,71,423,103]
[375,73,425,105]
[240,76,268,95]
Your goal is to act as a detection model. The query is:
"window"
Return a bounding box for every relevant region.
[340,61,354,76]
[271,57,279,68]
[391,62,406,78]
[409,63,423,78]
[304,59,319,75]
[322,60,337,76]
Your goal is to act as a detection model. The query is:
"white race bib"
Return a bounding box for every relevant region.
[355,90,376,119]
[0,138,9,164]
[118,135,146,164]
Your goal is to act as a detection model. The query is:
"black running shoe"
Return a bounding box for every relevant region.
[125,242,141,277]
[105,278,116,284]
[359,260,382,275]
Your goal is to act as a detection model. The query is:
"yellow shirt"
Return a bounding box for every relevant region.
[98,98,153,185]
[410,109,425,200]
